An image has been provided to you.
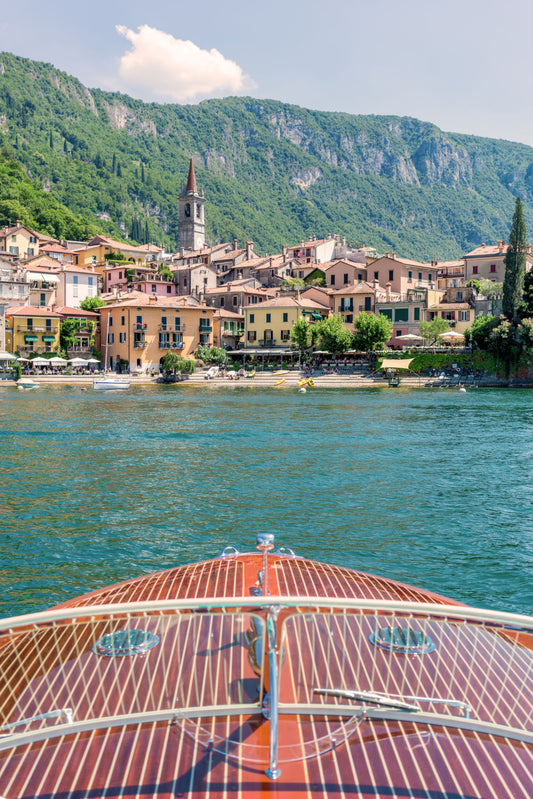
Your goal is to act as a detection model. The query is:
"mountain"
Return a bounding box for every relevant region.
[1,51,533,260]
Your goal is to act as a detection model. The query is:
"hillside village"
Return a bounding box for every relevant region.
[0,159,527,373]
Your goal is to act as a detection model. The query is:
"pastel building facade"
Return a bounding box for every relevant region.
[99,296,214,371]
[5,306,61,354]
[244,296,328,348]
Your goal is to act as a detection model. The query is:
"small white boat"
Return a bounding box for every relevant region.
[17,378,39,391]
[93,376,130,391]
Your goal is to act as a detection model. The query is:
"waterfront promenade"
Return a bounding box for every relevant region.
[1,370,511,388]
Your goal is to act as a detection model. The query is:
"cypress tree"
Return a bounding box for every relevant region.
[116,161,122,178]
[112,153,117,174]
[49,130,53,149]
[503,196,528,320]
[144,220,149,243]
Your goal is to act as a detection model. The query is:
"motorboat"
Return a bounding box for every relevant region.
[0,533,532,798]
[16,378,39,390]
[92,375,131,390]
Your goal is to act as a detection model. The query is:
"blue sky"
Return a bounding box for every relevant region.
[2,0,533,146]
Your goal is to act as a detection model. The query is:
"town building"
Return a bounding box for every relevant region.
[55,306,100,356]
[286,236,337,264]
[464,240,533,283]
[5,306,61,355]
[173,262,218,299]
[0,260,29,352]
[212,309,244,350]
[55,265,98,308]
[0,224,40,260]
[98,295,214,371]
[244,296,328,349]
[206,280,276,312]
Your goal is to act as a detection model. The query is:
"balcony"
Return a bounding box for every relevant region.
[199,324,213,333]
[17,326,59,334]
[134,341,147,348]
[134,323,148,330]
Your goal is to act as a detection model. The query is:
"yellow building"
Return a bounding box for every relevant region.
[5,306,61,354]
[74,236,150,276]
[99,295,214,371]
[244,296,328,348]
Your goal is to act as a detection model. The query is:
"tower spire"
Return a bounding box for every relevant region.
[186,158,197,193]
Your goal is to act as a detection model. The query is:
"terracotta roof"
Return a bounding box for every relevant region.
[213,309,244,319]
[54,306,100,318]
[100,296,213,311]
[6,305,61,317]
[24,255,60,268]
[41,243,70,253]
[257,296,328,310]
[464,243,508,258]
[428,302,471,311]
[85,236,148,253]
[434,260,465,269]
[332,281,377,295]
[211,249,246,262]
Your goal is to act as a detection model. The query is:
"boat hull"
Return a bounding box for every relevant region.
[0,547,531,798]
[93,378,130,390]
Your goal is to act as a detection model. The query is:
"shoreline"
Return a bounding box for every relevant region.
[2,371,527,388]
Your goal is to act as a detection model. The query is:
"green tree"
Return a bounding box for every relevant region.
[466,313,500,351]
[194,345,226,365]
[518,269,533,318]
[59,318,80,354]
[314,313,351,354]
[351,312,392,351]
[517,317,533,349]
[290,317,312,351]
[158,264,174,281]
[162,352,195,375]
[503,196,528,320]
[419,317,450,345]
[80,296,105,312]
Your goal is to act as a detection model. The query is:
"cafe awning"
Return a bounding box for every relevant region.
[24,335,38,342]
[43,336,56,342]
[381,358,414,371]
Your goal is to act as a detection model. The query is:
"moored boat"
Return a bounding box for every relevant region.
[92,375,131,390]
[0,534,532,798]
[16,377,39,390]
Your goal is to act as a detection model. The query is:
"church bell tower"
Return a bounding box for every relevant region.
[178,159,205,252]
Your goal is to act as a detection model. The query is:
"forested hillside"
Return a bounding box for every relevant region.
[2,51,533,259]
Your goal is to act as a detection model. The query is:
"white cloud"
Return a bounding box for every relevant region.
[115,24,253,103]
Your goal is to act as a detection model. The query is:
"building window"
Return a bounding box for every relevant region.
[249,314,254,323]
[120,316,125,326]
[248,330,256,341]
[457,291,463,301]
[281,330,290,340]
[473,265,478,274]
[152,284,157,292]
[364,297,372,312]
[330,275,335,286]
[252,296,258,304]
[283,312,288,322]
[161,316,167,331]
[108,332,114,344]
[109,316,113,326]
[344,273,348,284]
[394,308,409,322]
[266,313,271,323]
[461,311,468,321]
[175,317,181,330]
[414,307,420,321]
[233,296,238,306]
[220,297,224,307]
[490,264,496,273]
[389,270,394,281]
[408,271,412,282]
[40,293,46,306]
[418,272,423,281]
[345,314,353,323]
[27,248,34,257]
[119,332,126,343]
[374,271,379,280]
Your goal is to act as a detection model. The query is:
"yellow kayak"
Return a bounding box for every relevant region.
[275,378,286,386]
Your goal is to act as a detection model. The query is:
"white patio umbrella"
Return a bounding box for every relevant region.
[439,331,464,340]
[396,334,423,341]
[0,351,16,361]
[49,356,68,365]
[31,357,50,366]
[68,357,88,366]
[86,358,100,364]
[17,356,30,362]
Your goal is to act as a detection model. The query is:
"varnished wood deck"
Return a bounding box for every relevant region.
[0,549,531,798]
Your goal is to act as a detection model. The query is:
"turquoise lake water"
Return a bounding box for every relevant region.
[1,383,532,618]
